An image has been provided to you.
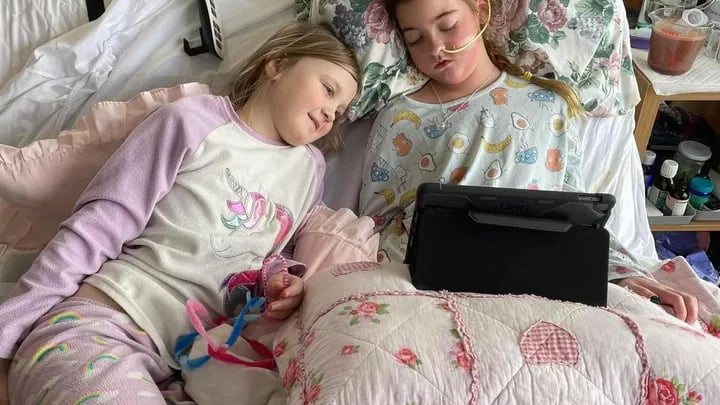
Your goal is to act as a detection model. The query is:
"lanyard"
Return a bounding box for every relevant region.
[174,294,275,370]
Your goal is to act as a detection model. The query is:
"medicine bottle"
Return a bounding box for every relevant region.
[648,159,678,210]
[642,150,657,190]
[689,176,714,209]
[664,175,689,216]
[673,141,711,184]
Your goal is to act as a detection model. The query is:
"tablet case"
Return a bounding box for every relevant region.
[405,183,615,306]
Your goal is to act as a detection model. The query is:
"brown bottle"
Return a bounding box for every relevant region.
[664,175,690,216]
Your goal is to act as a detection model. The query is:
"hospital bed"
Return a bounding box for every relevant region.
[3,0,720,403]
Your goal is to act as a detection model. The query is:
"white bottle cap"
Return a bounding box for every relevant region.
[642,150,657,166]
[681,8,709,27]
[661,159,679,178]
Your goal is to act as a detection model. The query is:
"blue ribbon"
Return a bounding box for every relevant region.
[174,291,266,370]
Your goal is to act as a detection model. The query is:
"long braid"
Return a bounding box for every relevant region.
[484,43,585,119]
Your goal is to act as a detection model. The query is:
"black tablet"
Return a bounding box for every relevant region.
[404,183,615,306]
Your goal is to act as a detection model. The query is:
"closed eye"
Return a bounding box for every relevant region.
[406,36,422,46]
[323,82,335,97]
[440,23,457,32]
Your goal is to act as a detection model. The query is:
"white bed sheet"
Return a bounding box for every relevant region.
[0,0,294,148]
[1,0,89,87]
[580,113,657,262]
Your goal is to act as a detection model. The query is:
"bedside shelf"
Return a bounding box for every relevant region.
[650,221,720,232]
[633,51,720,233]
[633,51,720,158]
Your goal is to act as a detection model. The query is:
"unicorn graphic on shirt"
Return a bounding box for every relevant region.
[221,168,293,249]
[211,168,294,259]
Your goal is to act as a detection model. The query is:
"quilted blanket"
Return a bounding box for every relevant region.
[272,263,720,404]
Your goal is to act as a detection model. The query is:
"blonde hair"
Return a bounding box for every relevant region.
[383,0,584,118]
[228,22,361,151]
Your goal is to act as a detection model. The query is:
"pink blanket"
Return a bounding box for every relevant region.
[0,83,209,250]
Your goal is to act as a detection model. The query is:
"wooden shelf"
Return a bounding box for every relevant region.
[633,54,720,233]
[650,221,720,232]
[632,56,720,156]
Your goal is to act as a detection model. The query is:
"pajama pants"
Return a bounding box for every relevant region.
[9,297,191,405]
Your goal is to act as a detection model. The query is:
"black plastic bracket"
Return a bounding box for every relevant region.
[86,0,105,21]
[183,0,224,59]
[183,28,211,56]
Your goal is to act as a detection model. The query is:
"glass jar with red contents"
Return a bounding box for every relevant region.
[647,8,713,75]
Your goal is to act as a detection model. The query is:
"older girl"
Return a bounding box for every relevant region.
[359,0,698,323]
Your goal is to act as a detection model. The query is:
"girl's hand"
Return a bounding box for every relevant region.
[616,276,699,324]
[264,273,304,321]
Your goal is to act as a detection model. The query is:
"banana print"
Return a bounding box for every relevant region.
[375,189,396,206]
[365,75,575,247]
[386,215,405,236]
[391,110,421,129]
[482,135,512,153]
[399,189,417,209]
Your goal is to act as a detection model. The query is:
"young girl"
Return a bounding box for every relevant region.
[0,22,359,404]
[359,0,699,323]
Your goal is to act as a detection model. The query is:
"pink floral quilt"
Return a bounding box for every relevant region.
[274,262,720,404]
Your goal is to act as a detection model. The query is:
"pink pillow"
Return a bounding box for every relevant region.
[293,206,380,280]
[0,83,210,250]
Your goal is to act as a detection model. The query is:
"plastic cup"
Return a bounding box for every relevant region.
[639,0,671,27]
[706,25,720,59]
[664,0,698,8]
[648,8,713,75]
[706,0,720,25]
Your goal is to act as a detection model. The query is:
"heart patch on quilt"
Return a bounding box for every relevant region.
[520,321,580,366]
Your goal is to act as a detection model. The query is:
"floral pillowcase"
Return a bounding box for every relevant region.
[296,0,640,119]
[489,0,640,116]
[296,0,426,121]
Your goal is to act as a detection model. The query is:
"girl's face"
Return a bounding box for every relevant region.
[395,0,483,86]
[265,57,357,146]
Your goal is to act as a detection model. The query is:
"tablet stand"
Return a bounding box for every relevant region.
[183,0,225,59]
